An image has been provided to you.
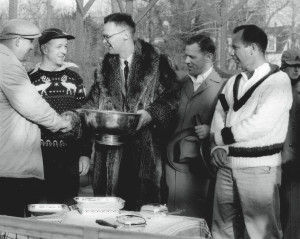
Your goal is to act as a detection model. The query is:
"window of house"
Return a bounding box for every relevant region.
[266,35,276,52]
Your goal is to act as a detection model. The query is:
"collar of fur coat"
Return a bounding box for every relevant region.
[97,39,161,113]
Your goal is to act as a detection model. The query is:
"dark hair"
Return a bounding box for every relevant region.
[233,25,268,53]
[104,13,136,34]
[186,34,216,57]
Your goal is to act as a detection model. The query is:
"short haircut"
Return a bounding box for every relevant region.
[186,34,216,58]
[233,25,268,54]
[104,13,136,34]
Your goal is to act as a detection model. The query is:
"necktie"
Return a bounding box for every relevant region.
[124,60,129,93]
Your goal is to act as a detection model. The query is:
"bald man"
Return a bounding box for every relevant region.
[0,19,71,217]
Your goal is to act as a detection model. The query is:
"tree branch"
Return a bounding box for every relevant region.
[116,0,126,13]
[201,2,221,22]
[135,0,160,25]
[75,0,84,16]
[83,0,97,18]
[264,0,290,27]
[224,0,248,22]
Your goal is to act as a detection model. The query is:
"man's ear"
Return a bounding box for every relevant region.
[250,43,257,55]
[15,37,21,47]
[41,44,48,54]
[205,52,214,62]
[123,31,129,41]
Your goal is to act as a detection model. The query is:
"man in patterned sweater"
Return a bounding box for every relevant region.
[210,25,292,238]
[29,28,91,205]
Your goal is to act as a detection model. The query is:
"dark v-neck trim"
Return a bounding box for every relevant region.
[233,65,279,112]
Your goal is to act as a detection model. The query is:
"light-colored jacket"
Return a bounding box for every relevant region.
[175,69,225,134]
[0,43,65,179]
[167,69,225,172]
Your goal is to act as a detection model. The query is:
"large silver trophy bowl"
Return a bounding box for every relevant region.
[77,109,141,146]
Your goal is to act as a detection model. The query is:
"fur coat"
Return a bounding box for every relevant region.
[83,39,179,210]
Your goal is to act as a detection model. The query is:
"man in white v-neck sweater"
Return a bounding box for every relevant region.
[210,25,292,239]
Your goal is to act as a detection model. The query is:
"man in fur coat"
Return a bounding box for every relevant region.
[83,13,179,210]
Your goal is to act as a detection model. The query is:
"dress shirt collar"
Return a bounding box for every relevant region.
[189,66,213,91]
[240,62,269,81]
[120,54,133,69]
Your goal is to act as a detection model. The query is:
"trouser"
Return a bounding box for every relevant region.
[166,164,215,226]
[40,146,79,205]
[0,177,41,217]
[280,162,300,239]
[212,166,282,239]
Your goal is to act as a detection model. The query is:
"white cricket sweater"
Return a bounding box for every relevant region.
[211,63,293,169]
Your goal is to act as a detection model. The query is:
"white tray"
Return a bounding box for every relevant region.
[28,204,69,216]
[74,197,124,204]
[74,197,125,209]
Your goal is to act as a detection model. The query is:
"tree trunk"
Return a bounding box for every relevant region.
[46,0,53,28]
[111,0,118,13]
[126,0,133,15]
[148,6,155,44]
[75,0,85,68]
[9,0,18,19]
[291,0,296,49]
[219,1,227,70]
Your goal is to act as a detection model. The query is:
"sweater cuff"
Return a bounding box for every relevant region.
[221,127,235,145]
[81,146,92,158]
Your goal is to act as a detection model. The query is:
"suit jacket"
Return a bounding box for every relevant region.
[0,44,65,179]
[282,80,300,179]
[168,69,226,172]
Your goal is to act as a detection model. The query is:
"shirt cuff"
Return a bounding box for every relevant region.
[211,145,229,156]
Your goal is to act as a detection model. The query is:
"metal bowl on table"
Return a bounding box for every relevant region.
[77,109,141,146]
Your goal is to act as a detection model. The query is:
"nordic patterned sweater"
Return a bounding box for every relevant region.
[210,63,293,169]
[29,68,86,149]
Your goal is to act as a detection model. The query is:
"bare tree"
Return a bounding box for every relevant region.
[46,0,53,28]
[111,0,119,13]
[9,0,18,19]
[126,0,134,14]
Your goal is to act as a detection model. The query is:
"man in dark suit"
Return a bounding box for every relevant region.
[280,49,300,239]
[167,35,226,224]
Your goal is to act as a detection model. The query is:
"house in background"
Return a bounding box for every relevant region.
[265,25,300,66]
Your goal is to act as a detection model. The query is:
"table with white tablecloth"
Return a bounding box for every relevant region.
[62,210,212,239]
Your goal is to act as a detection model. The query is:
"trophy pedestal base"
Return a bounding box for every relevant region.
[95,134,124,146]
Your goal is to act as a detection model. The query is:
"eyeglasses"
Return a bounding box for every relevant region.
[102,30,126,42]
[19,36,34,43]
[21,37,33,40]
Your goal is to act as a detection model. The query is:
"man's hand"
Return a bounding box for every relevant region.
[136,109,152,131]
[60,119,72,133]
[212,148,228,168]
[79,156,90,176]
[195,125,210,139]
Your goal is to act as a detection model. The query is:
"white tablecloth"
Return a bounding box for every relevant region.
[62,210,212,239]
